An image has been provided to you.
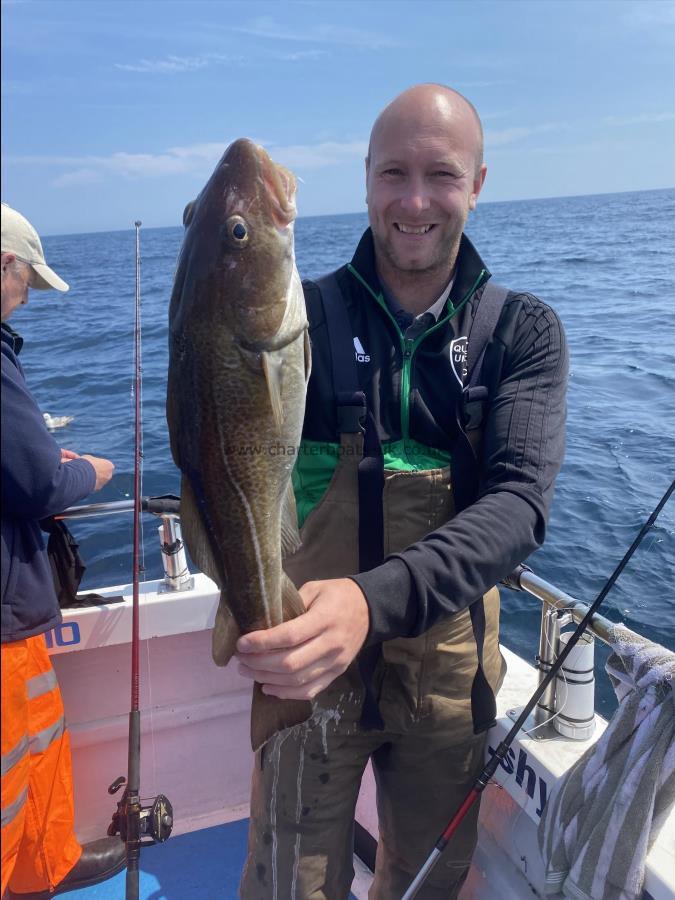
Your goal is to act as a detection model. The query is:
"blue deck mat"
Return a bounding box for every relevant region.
[65,819,249,899]
[65,819,358,899]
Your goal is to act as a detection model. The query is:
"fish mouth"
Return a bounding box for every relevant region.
[256,145,297,229]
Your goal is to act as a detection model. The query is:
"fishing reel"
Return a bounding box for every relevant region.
[107,776,174,845]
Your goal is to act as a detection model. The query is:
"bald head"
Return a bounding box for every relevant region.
[368,83,484,176]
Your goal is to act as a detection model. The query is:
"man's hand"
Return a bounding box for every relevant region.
[81,454,115,491]
[235,578,370,700]
[61,449,80,462]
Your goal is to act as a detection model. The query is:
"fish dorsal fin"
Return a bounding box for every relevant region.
[261,351,283,432]
[180,474,221,586]
[280,482,301,559]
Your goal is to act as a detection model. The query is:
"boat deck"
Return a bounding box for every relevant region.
[66,818,369,899]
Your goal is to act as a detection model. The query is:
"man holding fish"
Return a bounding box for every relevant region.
[168,82,567,898]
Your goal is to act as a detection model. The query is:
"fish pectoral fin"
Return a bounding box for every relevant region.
[261,351,284,432]
[303,327,312,386]
[250,682,312,751]
[281,573,306,620]
[179,475,221,586]
[280,482,302,559]
[212,598,241,666]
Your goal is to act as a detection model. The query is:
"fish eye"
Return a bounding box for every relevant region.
[224,216,249,247]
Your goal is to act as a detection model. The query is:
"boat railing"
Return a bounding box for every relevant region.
[58,498,647,741]
[502,564,646,740]
[58,495,192,592]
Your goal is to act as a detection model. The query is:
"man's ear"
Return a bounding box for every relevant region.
[1,253,17,274]
[469,163,487,211]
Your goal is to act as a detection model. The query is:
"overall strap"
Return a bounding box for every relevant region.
[315,271,385,729]
[314,273,384,573]
[463,279,510,429]
[455,278,510,734]
[452,279,510,512]
[314,273,366,434]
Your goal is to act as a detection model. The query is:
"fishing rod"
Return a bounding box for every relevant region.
[107,221,173,899]
[402,476,675,899]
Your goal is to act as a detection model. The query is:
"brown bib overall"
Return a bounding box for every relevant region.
[240,429,506,900]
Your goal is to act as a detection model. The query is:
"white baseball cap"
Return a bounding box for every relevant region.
[1,202,69,292]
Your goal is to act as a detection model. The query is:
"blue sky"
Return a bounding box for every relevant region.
[2,0,674,235]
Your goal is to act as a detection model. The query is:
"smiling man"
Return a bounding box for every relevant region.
[237,84,568,899]
[366,86,485,312]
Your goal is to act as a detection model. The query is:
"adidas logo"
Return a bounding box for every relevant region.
[353,337,370,363]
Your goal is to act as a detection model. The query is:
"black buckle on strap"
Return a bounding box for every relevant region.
[463,386,489,430]
[336,391,367,434]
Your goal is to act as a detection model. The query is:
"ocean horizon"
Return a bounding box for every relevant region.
[41,184,675,239]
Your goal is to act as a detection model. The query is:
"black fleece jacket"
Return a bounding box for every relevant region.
[301,229,569,645]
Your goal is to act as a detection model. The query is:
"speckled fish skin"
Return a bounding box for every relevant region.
[167,139,312,748]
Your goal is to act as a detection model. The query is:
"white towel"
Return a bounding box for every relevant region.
[538,624,675,900]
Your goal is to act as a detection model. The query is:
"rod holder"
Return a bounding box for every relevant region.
[157,517,193,592]
[553,629,596,741]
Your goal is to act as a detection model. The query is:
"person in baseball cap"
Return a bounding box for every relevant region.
[2,203,124,897]
[1,203,68,312]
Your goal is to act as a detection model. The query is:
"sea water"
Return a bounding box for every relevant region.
[16,187,675,715]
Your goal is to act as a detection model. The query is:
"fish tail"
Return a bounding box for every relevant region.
[250,682,312,751]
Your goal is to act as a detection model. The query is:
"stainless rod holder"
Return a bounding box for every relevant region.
[157,517,193,592]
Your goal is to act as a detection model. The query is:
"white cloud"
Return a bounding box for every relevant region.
[115,55,209,74]
[52,168,102,188]
[602,112,675,126]
[455,80,512,89]
[8,139,368,188]
[273,141,368,169]
[485,111,674,151]
[276,49,327,62]
[486,122,565,148]
[232,16,401,50]
[623,0,675,28]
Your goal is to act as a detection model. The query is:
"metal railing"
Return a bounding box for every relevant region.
[58,495,191,592]
[502,564,645,733]
[57,495,181,520]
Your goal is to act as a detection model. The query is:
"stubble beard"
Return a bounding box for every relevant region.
[373,219,464,286]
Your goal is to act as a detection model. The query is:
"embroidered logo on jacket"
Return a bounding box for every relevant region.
[353,337,371,363]
[450,336,468,385]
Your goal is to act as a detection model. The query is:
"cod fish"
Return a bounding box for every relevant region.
[167,139,312,750]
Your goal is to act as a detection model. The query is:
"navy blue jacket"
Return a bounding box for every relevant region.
[1,324,96,642]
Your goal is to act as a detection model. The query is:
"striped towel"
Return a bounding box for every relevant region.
[538,624,675,900]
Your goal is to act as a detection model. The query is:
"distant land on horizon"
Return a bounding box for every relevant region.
[41,184,674,239]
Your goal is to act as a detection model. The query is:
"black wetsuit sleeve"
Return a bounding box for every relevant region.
[352,294,569,644]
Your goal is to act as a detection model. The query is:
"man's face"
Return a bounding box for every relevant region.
[1,255,33,322]
[366,103,486,282]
